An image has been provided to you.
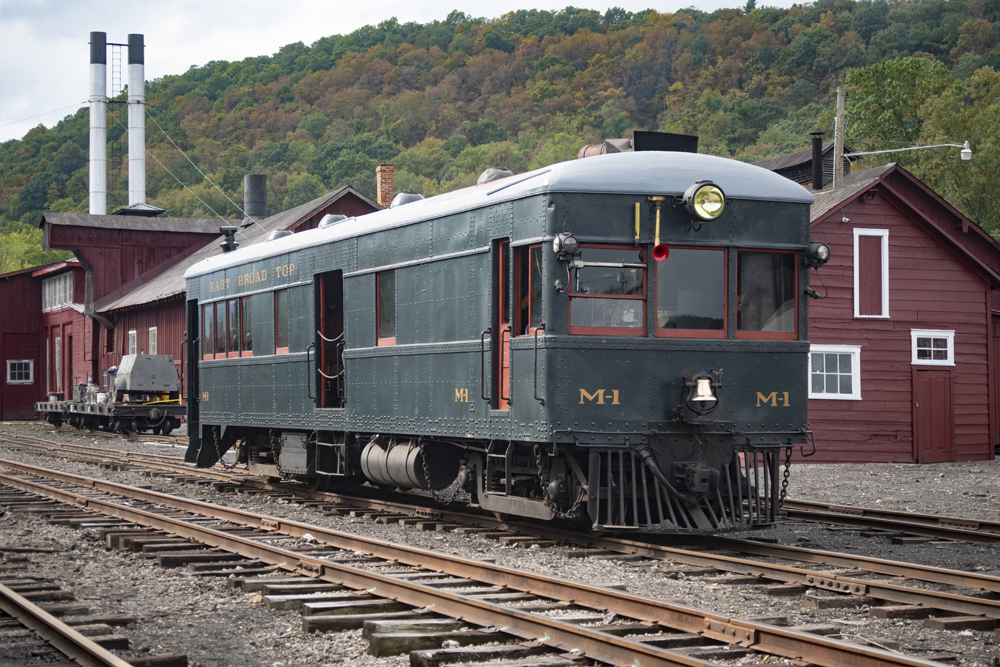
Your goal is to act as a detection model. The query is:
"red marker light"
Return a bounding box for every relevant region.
[653,245,670,262]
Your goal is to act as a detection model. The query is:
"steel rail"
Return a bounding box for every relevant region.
[0,582,133,667]
[0,460,949,667]
[783,498,1000,535]
[7,437,1000,598]
[781,501,1000,543]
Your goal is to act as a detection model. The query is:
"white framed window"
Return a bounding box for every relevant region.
[911,329,955,366]
[6,360,33,385]
[853,228,889,319]
[45,339,50,393]
[809,344,862,400]
[149,327,157,355]
[128,330,137,356]
[42,273,73,313]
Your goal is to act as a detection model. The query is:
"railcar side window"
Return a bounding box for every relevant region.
[241,296,253,356]
[275,289,289,354]
[202,305,214,360]
[569,245,645,336]
[228,299,240,357]
[514,245,544,335]
[655,247,726,338]
[377,271,396,345]
[215,302,227,356]
[736,250,797,339]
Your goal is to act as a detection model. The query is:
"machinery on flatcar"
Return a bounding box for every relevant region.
[37,354,184,435]
[183,151,826,534]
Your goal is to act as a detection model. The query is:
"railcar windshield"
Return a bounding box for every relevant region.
[568,245,645,336]
[655,247,726,338]
[736,250,797,339]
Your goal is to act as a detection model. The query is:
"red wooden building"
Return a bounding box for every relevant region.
[805,163,1000,462]
[89,185,378,400]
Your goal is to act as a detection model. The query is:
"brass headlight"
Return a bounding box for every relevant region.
[682,181,725,222]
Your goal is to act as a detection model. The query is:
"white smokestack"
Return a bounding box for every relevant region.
[127,33,145,206]
[89,31,107,215]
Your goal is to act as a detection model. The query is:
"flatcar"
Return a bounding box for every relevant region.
[37,354,184,435]
[183,151,826,534]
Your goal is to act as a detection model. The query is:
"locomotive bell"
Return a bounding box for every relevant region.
[690,378,717,405]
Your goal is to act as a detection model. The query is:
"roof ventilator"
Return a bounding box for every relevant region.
[266,229,294,242]
[390,193,424,208]
[219,226,239,253]
[318,214,348,229]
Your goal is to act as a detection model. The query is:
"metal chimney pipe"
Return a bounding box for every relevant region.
[809,128,825,191]
[127,34,145,206]
[243,174,267,220]
[89,31,107,215]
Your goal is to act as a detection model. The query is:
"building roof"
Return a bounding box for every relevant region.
[754,140,852,172]
[0,259,77,281]
[112,202,166,217]
[188,151,815,279]
[40,212,225,234]
[810,163,1000,286]
[96,185,374,313]
[810,164,896,222]
[31,260,82,278]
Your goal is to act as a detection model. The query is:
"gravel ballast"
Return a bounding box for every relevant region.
[1,422,998,667]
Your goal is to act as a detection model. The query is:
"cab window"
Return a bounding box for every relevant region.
[656,247,726,338]
[736,250,797,339]
[514,245,544,335]
[568,245,645,336]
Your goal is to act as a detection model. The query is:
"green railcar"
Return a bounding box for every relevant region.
[184,151,823,533]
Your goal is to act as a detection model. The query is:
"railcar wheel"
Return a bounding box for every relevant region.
[162,421,175,437]
[152,425,162,436]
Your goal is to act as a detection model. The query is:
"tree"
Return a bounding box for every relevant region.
[846,57,951,150]
[916,66,1000,235]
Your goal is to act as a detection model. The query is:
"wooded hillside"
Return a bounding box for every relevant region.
[2,0,1000,271]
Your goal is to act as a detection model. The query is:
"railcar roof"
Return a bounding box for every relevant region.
[186,152,813,279]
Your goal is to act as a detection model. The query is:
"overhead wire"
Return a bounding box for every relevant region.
[108,114,251,241]
[0,102,88,131]
[144,111,269,235]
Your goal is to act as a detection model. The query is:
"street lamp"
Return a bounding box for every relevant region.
[847,140,973,161]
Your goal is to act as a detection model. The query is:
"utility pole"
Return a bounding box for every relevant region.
[833,84,845,189]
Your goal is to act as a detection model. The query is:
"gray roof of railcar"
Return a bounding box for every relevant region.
[186,152,813,279]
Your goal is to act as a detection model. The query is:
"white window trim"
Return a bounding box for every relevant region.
[128,330,138,356]
[6,359,33,385]
[42,273,73,313]
[853,228,889,319]
[911,329,955,366]
[809,344,862,400]
[149,327,158,355]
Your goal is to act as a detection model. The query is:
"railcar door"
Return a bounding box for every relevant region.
[494,240,511,410]
[913,369,954,462]
[317,270,344,408]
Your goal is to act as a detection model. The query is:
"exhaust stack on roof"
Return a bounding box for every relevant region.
[89,31,107,215]
[243,174,267,220]
[127,34,145,206]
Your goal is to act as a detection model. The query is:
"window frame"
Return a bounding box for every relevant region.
[735,248,799,341]
[853,228,890,319]
[241,296,253,357]
[911,329,955,367]
[148,327,157,355]
[654,245,728,340]
[376,271,396,346]
[567,243,647,337]
[274,289,290,354]
[128,330,137,356]
[202,304,215,360]
[808,344,862,400]
[6,359,33,385]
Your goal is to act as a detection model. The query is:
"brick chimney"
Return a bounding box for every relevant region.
[376,165,394,208]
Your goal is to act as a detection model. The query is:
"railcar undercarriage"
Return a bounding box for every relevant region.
[198,425,798,534]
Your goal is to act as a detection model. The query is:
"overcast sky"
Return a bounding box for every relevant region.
[0,0,796,144]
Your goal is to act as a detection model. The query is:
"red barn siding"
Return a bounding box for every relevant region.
[0,271,44,418]
[808,191,993,462]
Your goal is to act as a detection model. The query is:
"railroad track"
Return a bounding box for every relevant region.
[780,498,1000,543]
[5,432,1000,627]
[0,458,962,667]
[0,557,186,667]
